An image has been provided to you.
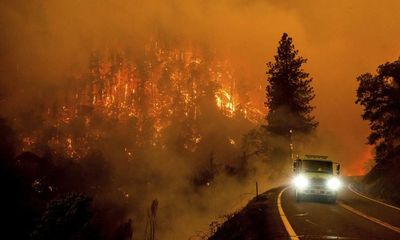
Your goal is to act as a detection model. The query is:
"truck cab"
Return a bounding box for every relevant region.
[292,155,341,203]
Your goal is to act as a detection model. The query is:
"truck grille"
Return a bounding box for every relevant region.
[310,177,326,186]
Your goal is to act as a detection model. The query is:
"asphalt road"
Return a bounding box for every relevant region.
[278,182,400,240]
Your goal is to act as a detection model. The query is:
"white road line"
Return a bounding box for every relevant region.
[338,201,400,234]
[277,187,300,240]
[348,184,400,212]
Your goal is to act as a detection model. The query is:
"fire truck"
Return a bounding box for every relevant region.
[292,155,342,203]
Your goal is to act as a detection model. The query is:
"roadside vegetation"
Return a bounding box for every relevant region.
[0,32,318,240]
[208,188,283,240]
[355,58,400,205]
[208,33,318,239]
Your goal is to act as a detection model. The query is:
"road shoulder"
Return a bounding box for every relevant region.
[208,187,288,240]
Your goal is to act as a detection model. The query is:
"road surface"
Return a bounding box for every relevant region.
[276,182,400,239]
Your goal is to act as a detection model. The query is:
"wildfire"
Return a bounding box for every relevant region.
[348,147,374,176]
[17,39,264,157]
[215,89,236,116]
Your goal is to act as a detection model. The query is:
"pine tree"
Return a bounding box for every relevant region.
[266,33,318,137]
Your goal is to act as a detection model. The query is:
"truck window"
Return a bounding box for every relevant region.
[301,160,333,174]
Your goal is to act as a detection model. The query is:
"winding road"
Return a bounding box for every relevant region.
[276,183,400,240]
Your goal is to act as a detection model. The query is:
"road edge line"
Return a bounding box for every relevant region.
[277,187,300,240]
[348,184,400,212]
[338,201,400,234]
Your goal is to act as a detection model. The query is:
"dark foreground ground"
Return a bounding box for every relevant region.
[209,187,287,240]
[209,179,400,240]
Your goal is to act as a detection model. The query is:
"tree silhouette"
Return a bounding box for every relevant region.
[31,193,93,240]
[356,58,400,165]
[266,33,317,137]
[0,118,33,239]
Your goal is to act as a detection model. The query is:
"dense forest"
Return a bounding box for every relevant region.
[2,0,400,239]
[0,38,263,239]
[0,32,318,239]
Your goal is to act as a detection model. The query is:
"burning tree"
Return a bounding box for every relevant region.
[15,38,264,160]
[4,37,267,239]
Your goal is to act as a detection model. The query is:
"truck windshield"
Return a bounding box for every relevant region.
[301,160,333,174]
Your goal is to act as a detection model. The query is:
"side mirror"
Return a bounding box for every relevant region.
[336,164,341,175]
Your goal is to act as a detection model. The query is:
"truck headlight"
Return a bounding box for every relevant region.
[293,175,309,189]
[327,177,342,190]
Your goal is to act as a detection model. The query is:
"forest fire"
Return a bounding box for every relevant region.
[16,39,264,159]
[345,147,374,176]
[3,1,400,239]
[0,31,270,239]
[215,89,236,116]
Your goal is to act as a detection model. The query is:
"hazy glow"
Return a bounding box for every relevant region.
[1,0,394,175]
[1,1,399,238]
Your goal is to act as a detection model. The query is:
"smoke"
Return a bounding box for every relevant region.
[2,0,400,173]
[2,0,400,238]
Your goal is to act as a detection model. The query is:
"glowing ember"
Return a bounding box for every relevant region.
[17,39,264,156]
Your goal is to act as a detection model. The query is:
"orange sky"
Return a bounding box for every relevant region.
[2,0,400,174]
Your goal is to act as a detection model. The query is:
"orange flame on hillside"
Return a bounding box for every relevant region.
[17,39,264,158]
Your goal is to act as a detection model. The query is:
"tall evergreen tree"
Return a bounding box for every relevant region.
[356,59,400,165]
[266,33,318,137]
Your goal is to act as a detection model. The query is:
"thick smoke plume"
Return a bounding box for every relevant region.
[3,0,400,174]
[2,0,400,239]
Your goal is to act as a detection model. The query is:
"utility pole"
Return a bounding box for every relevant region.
[289,129,294,161]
